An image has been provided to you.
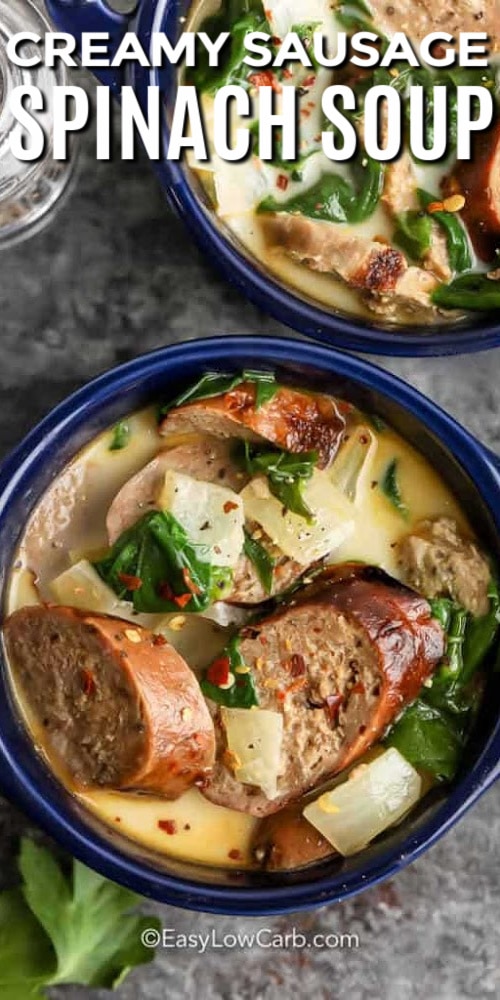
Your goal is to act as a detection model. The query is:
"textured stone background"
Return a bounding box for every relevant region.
[0,64,499,1000]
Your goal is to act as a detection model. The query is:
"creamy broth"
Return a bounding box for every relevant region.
[5,394,473,870]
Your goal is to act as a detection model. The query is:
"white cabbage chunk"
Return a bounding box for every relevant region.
[221,706,284,800]
[303,748,422,856]
[157,469,245,568]
[240,469,355,565]
[49,560,137,619]
[330,425,378,505]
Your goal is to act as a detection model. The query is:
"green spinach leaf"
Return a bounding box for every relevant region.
[379,458,409,519]
[201,635,259,708]
[94,511,232,613]
[243,529,275,595]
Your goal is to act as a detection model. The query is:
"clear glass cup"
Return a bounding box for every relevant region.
[0,0,77,246]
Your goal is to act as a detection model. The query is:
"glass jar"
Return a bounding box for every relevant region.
[0,0,77,246]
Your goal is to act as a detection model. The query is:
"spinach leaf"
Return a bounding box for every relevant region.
[418,189,472,274]
[239,441,318,521]
[336,0,375,32]
[379,458,409,520]
[393,209,432,262]
[161,369,279,414]
[243,528,275,595]
[385,699,464,781]
[94,511,232,614]
[190,0,268,94]
[462,579,500,682]
[201,636,259,708]
[432,272,500,311]
[291,22,321,71]
[386,584,499,778]
[257,155,384,224]
[108,421,130,452]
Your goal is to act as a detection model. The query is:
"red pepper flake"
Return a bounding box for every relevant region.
[259,635,268,646]
[351,681,366,695]
[228,848,242,860]
[303,74,316,88]
[286,676,308,696]
[277,174,289,191]
[324,694,343,726]
[300,108,312,119]
[158,819,177,835]
[118,573,142,591]
[287,653,306,677]
[152,633,168,647]
[276,690,286,703]
[282,68,293,79]
[206,656,230,687]
[271,35,282,45]
[158,581,174,601]
[174,592,193,609]
[249,70,282,93]
[182,567,202,595]
[81,669,96,697]
[223,500,239,514]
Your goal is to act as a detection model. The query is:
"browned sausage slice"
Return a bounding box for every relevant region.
[452,120,500,262]
[107,437,246,544]
[252,806,335,870]
[160,382,348,470]
[4,605,215,796]
[202,565,445,816]
[106,440,309,605]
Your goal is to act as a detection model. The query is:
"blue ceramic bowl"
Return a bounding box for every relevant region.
[46,0,500,357]
[0,335,499,914]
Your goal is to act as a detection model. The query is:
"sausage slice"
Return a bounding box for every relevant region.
[397,517,491,616]
[4,605,215,796]
[107,437,246,544]
[252,806,335,871]
[160,382,347,469]
[451,120,500,262]
[106,439,309,605]
[202,565,445,816]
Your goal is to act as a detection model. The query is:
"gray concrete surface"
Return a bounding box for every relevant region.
[0,70,499,1000]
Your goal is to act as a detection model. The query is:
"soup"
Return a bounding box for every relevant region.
[3,370,498,871]
[185,0,500,326]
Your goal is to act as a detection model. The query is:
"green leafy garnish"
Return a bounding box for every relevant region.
[0,838,159,998]
[161,370,279,415]
[94,511,232,613]
[418,189,472,274]
[109,421,130,452]
[432,272,500,311]
[393,210,432,262]
[258,155,384,224]
[239,441,318,521]
[291,22,321,71]
[379,458,408,520]
[336,0,374,32]
[189,0,268,94]
[462,579,500,683]
[201,635,259,708]
[385,699,464,782]
[243,528,275,595]
[386,583,500,779]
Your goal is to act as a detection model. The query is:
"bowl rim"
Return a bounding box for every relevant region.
[0,335,500,914]
[126,0,500,359]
